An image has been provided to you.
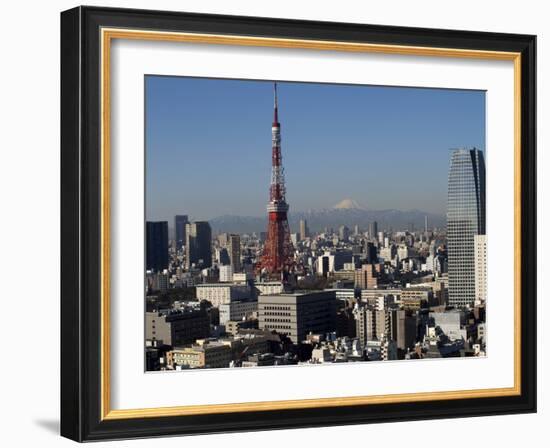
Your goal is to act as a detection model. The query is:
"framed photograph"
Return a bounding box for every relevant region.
[60,6,536,441]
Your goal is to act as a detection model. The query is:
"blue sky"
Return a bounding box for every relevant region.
[145,76,485,222]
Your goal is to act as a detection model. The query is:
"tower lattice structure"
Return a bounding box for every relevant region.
[258,83,294,277]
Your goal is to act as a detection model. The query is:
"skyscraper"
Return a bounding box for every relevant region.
[339,225,350,242]
[185,221,212,270]
[447,148,486,308]
[369,221,378,240]
[174,214,189,247]
[146,221,169,272]
[299,219,309,240]
[228,234,241,273]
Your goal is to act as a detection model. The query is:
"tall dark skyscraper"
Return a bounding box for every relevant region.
[369,221,378,240]
[174,215,189,247]
[365,242,378,264]
[299,219,309,240]
[146,221,169,272]
[185,221,212,270]
[447,148,486,308]
[228,234,241,273]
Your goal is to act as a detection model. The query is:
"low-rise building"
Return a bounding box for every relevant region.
[219,300,258,325]
[225,319,258,336]
[258,291,337,343]
[170,341,232,369]
[146,307,210,346]
[195,283,251,307]
[254,281,286,296]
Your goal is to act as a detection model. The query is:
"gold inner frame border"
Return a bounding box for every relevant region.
[99,27,522,420]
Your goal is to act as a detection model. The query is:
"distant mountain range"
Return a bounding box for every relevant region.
[208,200,445,235]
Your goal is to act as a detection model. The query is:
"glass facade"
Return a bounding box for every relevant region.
[447,148,486,307]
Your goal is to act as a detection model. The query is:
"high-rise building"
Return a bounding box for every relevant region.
[354,264,378,289]
[339,225,350,242]
[258,83,294,276]
[185,221,212,270]
[369,221,378,240]
[174,215,189,247]
[474,234,487,305]
[447,148,486,307]
[386,309,417,355]
[228,234,241,273]
[299,219,309,240]
[219,265,234,282]
[364,242,378,264]
[217,232,229,247]
[146,221,169,272]
[354,306,386,345]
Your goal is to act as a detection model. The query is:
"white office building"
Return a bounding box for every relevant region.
[219,300,258,325]
[195,283,251,307]
[474,234,487,305]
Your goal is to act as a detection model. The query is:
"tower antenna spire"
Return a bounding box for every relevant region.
[273,82,279,124]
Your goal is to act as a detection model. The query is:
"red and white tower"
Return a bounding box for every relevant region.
[258,83,294,277]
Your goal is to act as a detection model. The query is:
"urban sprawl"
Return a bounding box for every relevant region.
[145,84,487,371]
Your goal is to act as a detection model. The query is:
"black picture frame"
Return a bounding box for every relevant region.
[61,5,536,442]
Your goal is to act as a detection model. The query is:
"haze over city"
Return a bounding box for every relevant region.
[145,76,486,222]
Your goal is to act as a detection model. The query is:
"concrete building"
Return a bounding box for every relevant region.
[401,287,434,309]
[360,288,401,301]
[147,270,169,293]
[380,336,398,361]
[219,265,234,282]
[224,319,258,336]
[221,332,270,360]
[311,346,333,363]
[317,250,353,275]
[354,264,378,289]
[219,300,258,325]
[254,281,285,296]
[258,291,337,343]
[170,341,232,369]
[195,283,251,307]
[429,311,466,341]
[354,306,386,344]
[397,244,417,260]
[386,309,417,353]
[474,234,487,305]
[299,219,309,240]
[233,272,254,284]
[146,308,210,347]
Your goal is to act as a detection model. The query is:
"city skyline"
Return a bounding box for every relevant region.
[145,80,487,370]
[145,76,486,222]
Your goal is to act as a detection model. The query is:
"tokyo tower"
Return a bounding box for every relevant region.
[257,83,294,277]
